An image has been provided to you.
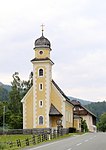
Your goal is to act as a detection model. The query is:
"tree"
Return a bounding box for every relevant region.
[0,72,33,129]
[21,71,33,97]
[85,101,106,122]
[7,72,33,129]
[0,101,10,129]
[97,113,106,132]
[0,86,9,101]
[8,72,22,114]
[0,101,4,127]
[81,118,88,132]
[7,72,23,128]
[8,114,23,129]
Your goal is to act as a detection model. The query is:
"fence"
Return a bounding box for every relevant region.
[0,128,69,149]
[0,128,51,135]
[0,128,69,135]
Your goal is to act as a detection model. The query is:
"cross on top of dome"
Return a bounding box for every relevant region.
[34,25,51,49]
[41,24,45,36]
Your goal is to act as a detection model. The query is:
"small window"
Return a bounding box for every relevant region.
[39,50,43,55]
[66,111,68,121]
[69,113,71,122]
[39,83,43,91]
[39,100,43,107]
[39,116,43,125]
[39,69,43,77]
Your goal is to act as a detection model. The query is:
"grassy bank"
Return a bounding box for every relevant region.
[0,132,83,150]
[0,134,32,150]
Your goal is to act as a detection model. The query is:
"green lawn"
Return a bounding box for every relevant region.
[0,134,32,150]
[0,134,32,142]
[0,133,83,150]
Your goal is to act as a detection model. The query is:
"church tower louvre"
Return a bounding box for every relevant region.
[31,26,54,128]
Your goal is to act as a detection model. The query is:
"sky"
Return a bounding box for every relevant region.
[0,0,106,102]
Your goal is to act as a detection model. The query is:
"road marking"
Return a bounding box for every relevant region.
[26,133,92,150]
[89,135,96,140]
[76,143,82,146]
[67,148,72,150]
[28,140,62,150]
[85,139,88,142]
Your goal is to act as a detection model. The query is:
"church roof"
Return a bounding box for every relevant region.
[31,57,54,64]
[71,100,81,106]
[34,34,51,49]
[71,100,96,118]
[52,80,74,106]
[49,104,63,116]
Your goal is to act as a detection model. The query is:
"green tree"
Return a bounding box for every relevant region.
[0,101,4,127]
[8,72,22,114]
[21,71,33,97]
[0,101,10,129]
[0,72,33,129]
[97,113,106,132]
[7,72,33,129]
[81,118,88,132]
[85,101,106,122]
[7,72,23,128]
[0,86,9,101]
[8,114,23,129]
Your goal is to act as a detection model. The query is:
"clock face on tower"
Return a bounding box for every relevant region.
[39,50,43,55]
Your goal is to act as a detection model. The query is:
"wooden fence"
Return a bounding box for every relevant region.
[0,129,69,149]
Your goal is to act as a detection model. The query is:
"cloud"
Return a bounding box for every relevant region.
[53,49,106,101]
[0,0,106,101]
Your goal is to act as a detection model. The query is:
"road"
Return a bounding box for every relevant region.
[25,132,106,150]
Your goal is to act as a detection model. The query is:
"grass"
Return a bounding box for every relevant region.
[0,132,84,150]
[0,134,32,143]
[0,134,32,150]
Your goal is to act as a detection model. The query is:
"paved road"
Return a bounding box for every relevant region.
[26,132,106,150]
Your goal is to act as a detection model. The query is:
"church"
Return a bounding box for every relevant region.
[21,28,74,129]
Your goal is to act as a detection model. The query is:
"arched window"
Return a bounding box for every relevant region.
[39,116,44,125]
[39,100,43,107]
[39,83,43,90]
[39,69,43,77]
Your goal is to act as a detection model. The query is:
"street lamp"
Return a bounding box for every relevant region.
[56,119,62,134]
[3,106,5,134]
[57,119,62,127]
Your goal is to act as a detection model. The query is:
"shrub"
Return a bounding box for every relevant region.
[69,127,76,133]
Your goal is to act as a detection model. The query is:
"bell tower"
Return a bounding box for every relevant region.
[31,26,54,128]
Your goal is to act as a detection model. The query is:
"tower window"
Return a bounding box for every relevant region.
[39,116,44,125]
[39,69,43,77]
[39,50,43,55]
[39,100,43,107]
[39,83,43,91]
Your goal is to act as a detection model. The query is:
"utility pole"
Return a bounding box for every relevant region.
[3,105,5,134]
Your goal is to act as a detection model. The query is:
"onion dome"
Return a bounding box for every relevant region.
[34,34,51,48]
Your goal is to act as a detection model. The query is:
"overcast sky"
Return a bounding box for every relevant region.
[0,0,106,102]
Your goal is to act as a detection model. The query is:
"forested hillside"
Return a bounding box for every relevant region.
[0,77,106,128]
[0,82,11,101]
[69,96,91,105]
[85,101,106,121]
[0,72,33,129]
[0,82,11,92]
[0,86,9,101]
